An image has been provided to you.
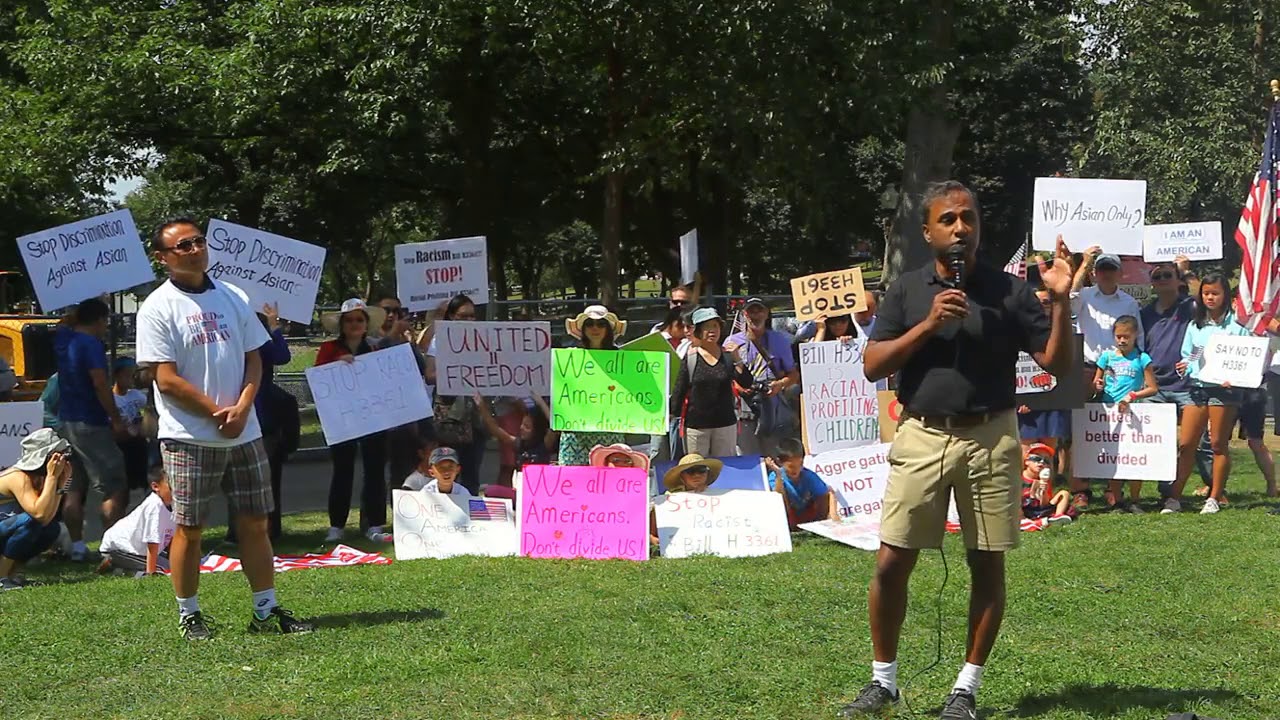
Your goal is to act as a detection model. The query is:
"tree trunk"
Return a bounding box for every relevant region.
[600,43,625,308]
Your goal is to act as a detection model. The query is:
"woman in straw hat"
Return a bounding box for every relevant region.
[0,428,73,590]
[556,305,629,466]
[315,298,393,545]
[662,453,723,494]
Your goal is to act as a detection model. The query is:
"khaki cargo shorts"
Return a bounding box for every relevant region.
[879,410,1021,552]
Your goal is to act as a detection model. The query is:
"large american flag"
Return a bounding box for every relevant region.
[1003,240,1028,279]
[1235,102,1280,334]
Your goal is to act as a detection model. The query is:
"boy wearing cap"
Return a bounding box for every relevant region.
[1020,443,1074,524]
[403,446,472,497]
[0,429,73,590]
[766,438,837,528]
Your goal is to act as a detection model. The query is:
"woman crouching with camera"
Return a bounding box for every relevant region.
[0,429,73,590]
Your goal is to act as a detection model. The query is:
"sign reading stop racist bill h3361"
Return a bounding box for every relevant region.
[17,209,154,312]
[790,268,868,322]
[205,219,326,324]
[434,321,553,397]
[395,236,490,311]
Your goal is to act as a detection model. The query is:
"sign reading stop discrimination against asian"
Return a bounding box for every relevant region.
[519,465,649,561]
[550,349,669,434]
[17,209,154,312]
[205,219,326,324]
[394,236,489,311]
[306,343,433,445]
[433,321,553,397]
[1016,352,1058,394]
[654,489,792,559]
[1032,177,1147,255]
[1143,221,1223,262]
[804,443,890,522]
[800,340,878,454]
[1197,334,1271,389]
[1071,403,1176,481]
[790,267,869,321]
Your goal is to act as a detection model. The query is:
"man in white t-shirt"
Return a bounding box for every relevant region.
[137,217,312,641]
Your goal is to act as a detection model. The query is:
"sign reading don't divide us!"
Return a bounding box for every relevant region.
[550,349,669,435]
[17,209,155,312]
[205,219,326,323]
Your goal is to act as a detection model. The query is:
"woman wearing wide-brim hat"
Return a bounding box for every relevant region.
[558,305,628,466]
[662,453,723,493]
[315,298,392,545]
[0,428,73,590]
[670,307,753,458]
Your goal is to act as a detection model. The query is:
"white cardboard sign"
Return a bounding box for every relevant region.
[204,219,326,324]
[800,340,879,454]
[17,209,154,311]
[798,519,881,552]
[395,236,489,311]
[654,489,792,559]
[306,343,432,445]
[392,490,517,560]
[804,443,889,522]
[0,402,45,468]
[1143,221,1223,262]
[1070,403,1177,481]
[1032,178,1147,255]
[1016,352,1058,394]
[1197,334,1270,388]
[434,321,553,397]
[679,229,698,285]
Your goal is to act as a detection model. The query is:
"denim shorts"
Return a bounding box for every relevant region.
[1151,388,1194,409]
[1189,386,1243,408]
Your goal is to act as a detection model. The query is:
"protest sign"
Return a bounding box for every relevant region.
[1019,334,1086,412]
[1071,403,1176,481]
[394,236,490,311]
[679,229,698,285]
[790,268,868,321]
[877,390,902,443]
[805,443,889,522]
[800,340,878,453]
[1143,221,1223,262]
[0,402,44,467]
[655,489,791,559]
[619,332,681,389]
[1197,334,1271,388]
[205,219,326,323]
[17,209,153,312]
[550,349,669,434]
[433,321,552,397]
[653,455,769,492]
[1016,352,1058,394]
[519,464,648,561]
[392,490,517,560]
[798,519,881,552]
[1032,178,1146,254]
[306,343,432,445]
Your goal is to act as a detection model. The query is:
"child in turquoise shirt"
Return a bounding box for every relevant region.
[1093,315,1158,510]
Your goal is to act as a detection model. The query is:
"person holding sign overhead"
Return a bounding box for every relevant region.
[316,299,392,544]
[425,294,486,493]
[671,308,753,458]
[840,182,1075,719]
[558,306,628,466]
[1166,273,1250,515]
[138,217,312,640]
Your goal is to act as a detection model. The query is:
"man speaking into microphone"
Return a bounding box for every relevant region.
[839,181,1074,719]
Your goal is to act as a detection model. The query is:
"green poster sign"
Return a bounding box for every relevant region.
[550,349,670,434]
[619,332,681,389]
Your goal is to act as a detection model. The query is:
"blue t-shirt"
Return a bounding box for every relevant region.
[1096,348,1151,403]
[56,328,109,425]
[771,467,829,511]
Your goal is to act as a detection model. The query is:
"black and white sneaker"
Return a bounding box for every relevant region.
[838,681,899,717]
[248,606,315,635]
[937,690,977,720]
[179,612,215,641]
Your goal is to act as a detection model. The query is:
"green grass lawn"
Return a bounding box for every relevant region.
[4,449,1280,719]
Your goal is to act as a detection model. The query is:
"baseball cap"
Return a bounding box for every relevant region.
[429,447,460,466]
[1094,253,1121,270]
[690,307,722,326]
[1025,443,1055,463]
[743,297,767,310]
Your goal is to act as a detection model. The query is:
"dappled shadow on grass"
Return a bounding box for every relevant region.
[1009,683,1239,717]
[309,607,445,630]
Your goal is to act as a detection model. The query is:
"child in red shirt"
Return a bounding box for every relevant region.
[1022,443,1076,524]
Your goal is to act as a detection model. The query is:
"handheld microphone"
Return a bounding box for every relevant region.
[946,244,967,289]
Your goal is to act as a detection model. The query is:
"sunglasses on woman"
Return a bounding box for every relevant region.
[682,465,710,475]
[583,319,610,329]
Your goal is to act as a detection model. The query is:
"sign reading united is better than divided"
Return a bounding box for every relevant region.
[550,349,669,435]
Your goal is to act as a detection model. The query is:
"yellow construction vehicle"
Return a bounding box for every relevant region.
[0,316,60,401]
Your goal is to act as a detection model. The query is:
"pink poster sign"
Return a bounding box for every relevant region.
[519,465,649,561]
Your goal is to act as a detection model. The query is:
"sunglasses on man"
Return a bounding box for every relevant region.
[163,235,207,254]
[1150,271,1177,281]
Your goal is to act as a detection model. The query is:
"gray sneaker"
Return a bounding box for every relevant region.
[0,577,25,592]
[938,691,977,720]
[838,681,899,717]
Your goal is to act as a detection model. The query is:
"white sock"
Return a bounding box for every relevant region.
[953,663,985,694]
[872,660,898,697]
[72,540,87,554]
[252,588,277,620]
[176,595,200,618]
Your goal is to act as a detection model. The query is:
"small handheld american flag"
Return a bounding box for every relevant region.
[468,498,508,522]
[1002,240,1028,279]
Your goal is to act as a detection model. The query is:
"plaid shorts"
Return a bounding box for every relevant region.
[161,439,273,527]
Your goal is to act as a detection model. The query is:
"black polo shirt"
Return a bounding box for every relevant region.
[870,261,1051,416]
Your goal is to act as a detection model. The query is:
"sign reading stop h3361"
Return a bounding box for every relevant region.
[1016,353,1057,394]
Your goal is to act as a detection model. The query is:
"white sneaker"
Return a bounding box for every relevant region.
[1046,514,1073,525]
[1160,498,1182,515]
[324,526,344,543]
[1200,498,1221,515]
[365,527,393,543]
